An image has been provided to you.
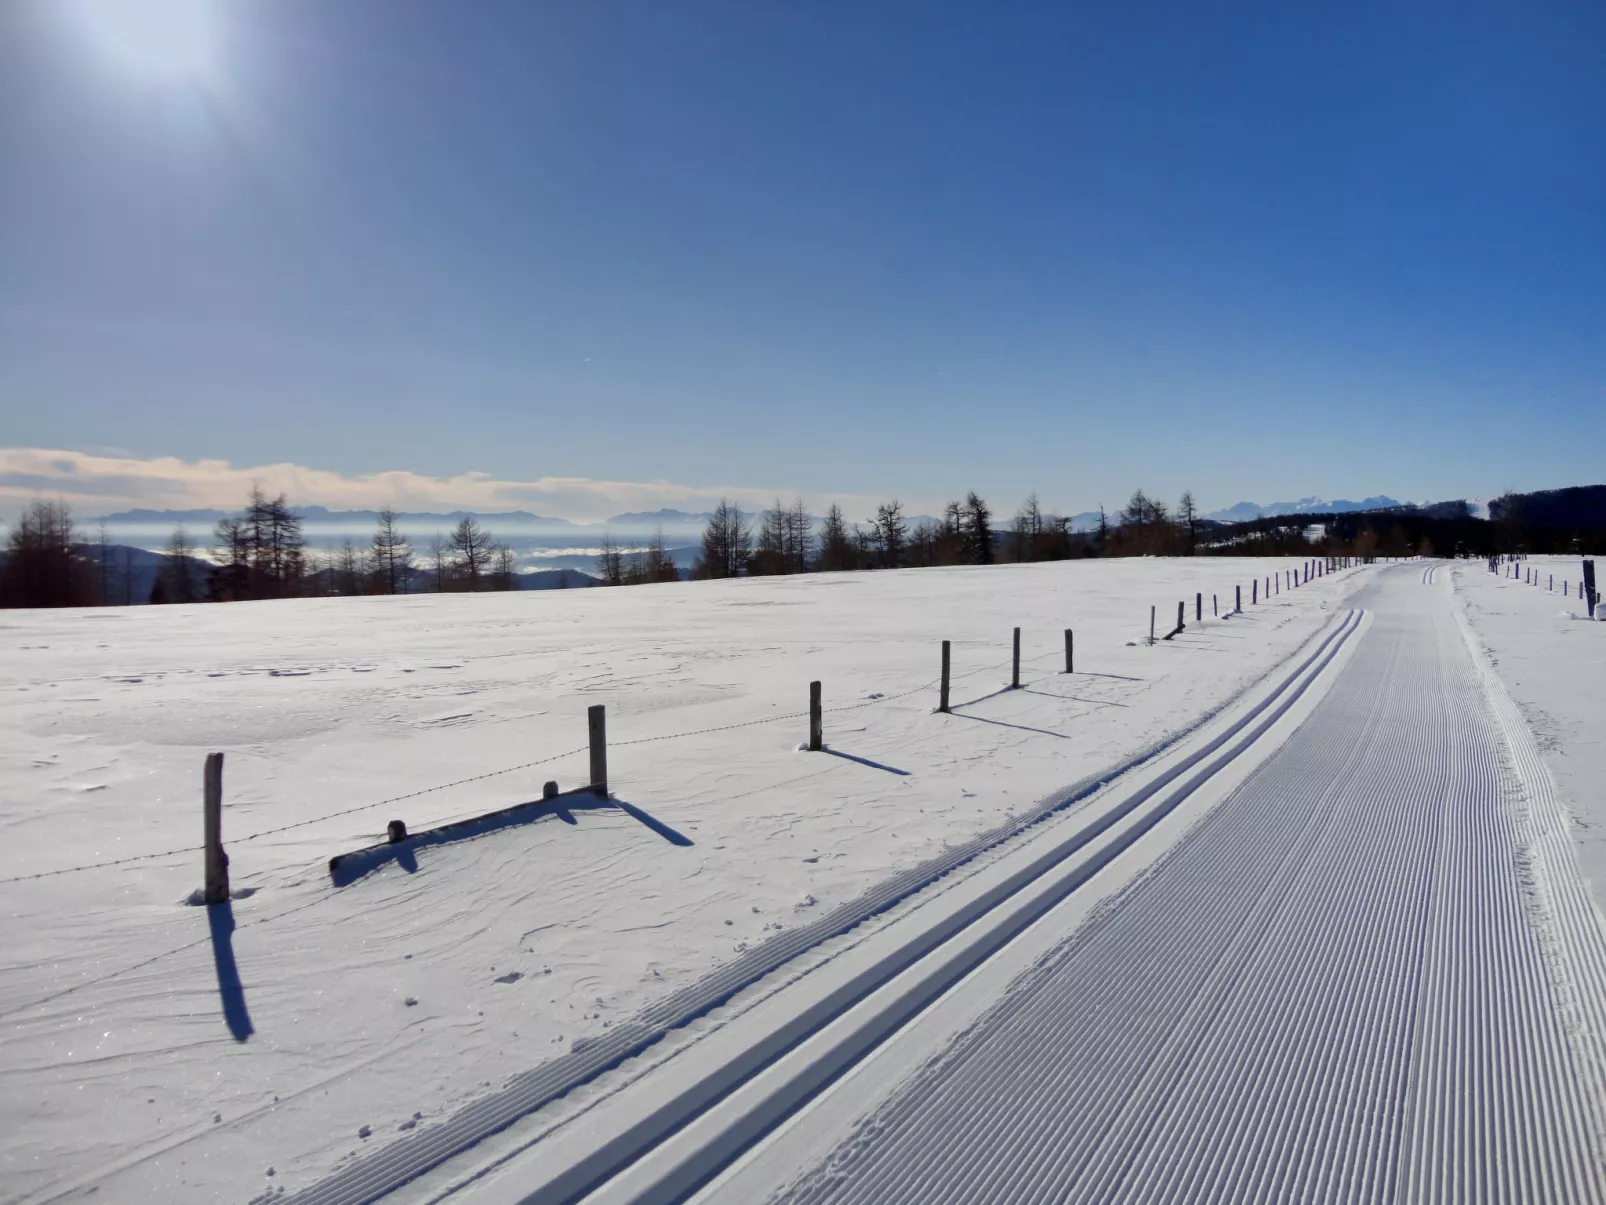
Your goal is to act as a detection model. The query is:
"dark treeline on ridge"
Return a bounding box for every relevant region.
[0,490,529,608]
[587,485,1606,589]
[4,484,1603,608]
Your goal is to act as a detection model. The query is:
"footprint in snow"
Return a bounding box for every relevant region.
[494,971,523,984]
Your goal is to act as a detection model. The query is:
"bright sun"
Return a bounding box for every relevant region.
[68,0,220,85]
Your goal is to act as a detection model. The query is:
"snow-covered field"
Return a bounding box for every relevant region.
[1454,557,1606,909]
[1,557,1357,1202]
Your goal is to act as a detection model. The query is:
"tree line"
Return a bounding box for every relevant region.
[0,492,527,608]
[8,483,1592,608]
[592,486,1483,588]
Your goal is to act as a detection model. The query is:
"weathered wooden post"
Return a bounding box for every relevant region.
[1012,628,1021,689]
[939,640,951,712]
[387,819,408,843]
[1149,605,1156,645]
[203,752,229,904]
[1236,584,1242,612]
[1064,628,1073,674]
[1196,592,1202,622]
[809,680,823,752]
[542,780,559,799]
[1252,580,1258,605]
[588,704,608,798]
[1213,594,1218,617]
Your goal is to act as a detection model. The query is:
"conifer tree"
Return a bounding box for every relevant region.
[694,499,751,578]
[596,534,625,586]
[872,500,907,569]
[817,504,853,571]
[964,492,994,564]
[449,516,496,589]
[164,526,198,603]
[369,507,412,594]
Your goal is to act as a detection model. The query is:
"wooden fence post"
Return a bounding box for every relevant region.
[1196,592,1202,622]
[1012,628,1021,689]
[1236,584,1242,612]
[1252,580,1258,605]
[1064,628,1073,674]
[1166,599,1184,639]
[1213,594,1218,617]
[940,640,951,712]
[809,681,822,752]
[588,704,608,798]
[203,752,229,904]
[1149,605,1156,645]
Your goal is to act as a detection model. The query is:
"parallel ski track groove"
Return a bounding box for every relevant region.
[289,613,1361,1205]
[777,584,1606,1204]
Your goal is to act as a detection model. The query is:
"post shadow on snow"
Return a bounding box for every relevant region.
[948,684,1018,711]
[820,746,911,776]
[329,795,691,886]
[207,901,254,1042]
[1073,671,1145,682]
[944,711,1070,740]
[1017,687,1130,708]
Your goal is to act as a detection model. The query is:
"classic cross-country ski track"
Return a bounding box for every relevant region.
[303,563,1606,1205]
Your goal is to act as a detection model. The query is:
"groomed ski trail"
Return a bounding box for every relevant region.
[749,565,1606,1204]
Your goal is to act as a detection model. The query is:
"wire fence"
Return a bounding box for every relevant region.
[3,564,1355,888]
[0,579,1359,1017]
[0,644,1054,886]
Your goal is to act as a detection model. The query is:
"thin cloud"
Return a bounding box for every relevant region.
[0,448,894,525]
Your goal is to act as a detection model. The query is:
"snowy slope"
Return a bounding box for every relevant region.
[683,568,1606,1204]
[1453,557,1606,909]
[1,557,1355,1202]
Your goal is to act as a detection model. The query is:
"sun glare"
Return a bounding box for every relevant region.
[68,0,221,85]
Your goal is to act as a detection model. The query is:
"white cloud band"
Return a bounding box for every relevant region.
[0,447,890,525]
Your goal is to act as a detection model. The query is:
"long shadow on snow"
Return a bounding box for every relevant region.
[821,747,911,776]
[330,796,692,887]
[207,901,254,1042]
[945,711,1070,740]
[1018,687,1130,709]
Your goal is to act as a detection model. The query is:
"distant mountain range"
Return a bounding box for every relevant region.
[93,506,719,532]
[94,496,1421,537]
[1203,496,1407,523]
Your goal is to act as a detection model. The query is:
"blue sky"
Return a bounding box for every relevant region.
[1,0,1602,521]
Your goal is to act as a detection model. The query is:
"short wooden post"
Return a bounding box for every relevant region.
[387,819,408,843]
[1063,628,1073,674]
[1252,580,1258,605]
[939,640,951,712]
[1195,592,1202,622]
[203,752,229,904]
[542,780,559,799]
[1149,605,1156,645]
[1236,584,1242,612]
[809,680,823,751]
[588,704,608,798]
[1213,593,1218,617]
[1012,628,1021,689]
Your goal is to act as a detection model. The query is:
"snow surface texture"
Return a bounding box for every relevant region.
[1,558,1349,1201]
[702,565,1606,1203]
[1454,558,1606,915]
